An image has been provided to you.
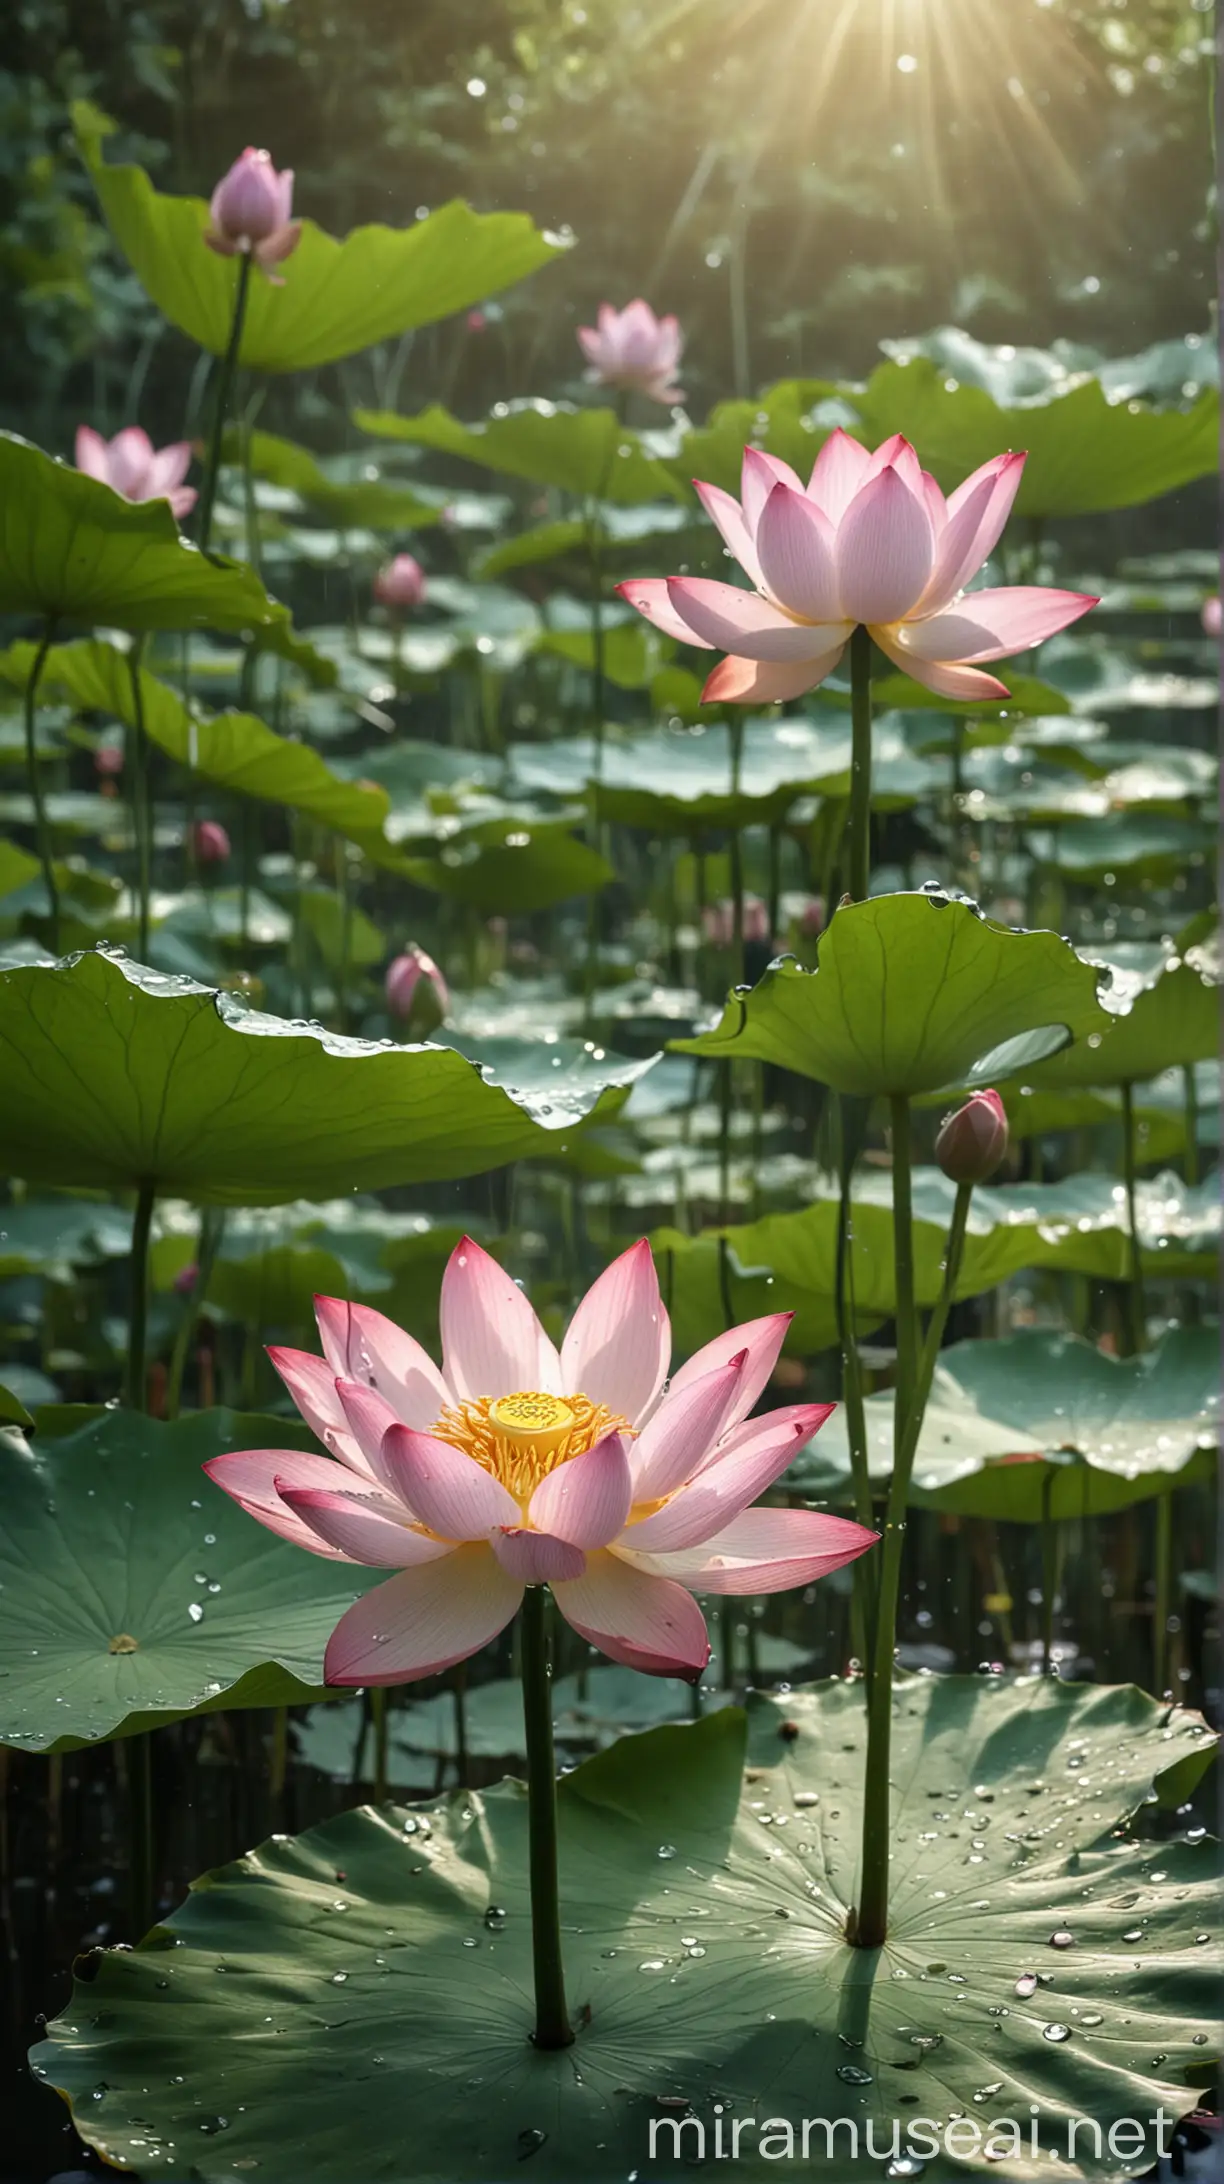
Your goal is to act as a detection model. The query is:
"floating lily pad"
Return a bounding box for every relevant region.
[355,400,686,506]
[0,1408,388,1753]
[850,352,1219,516]
[0,949,648,1203]
[1032,815,1217,886]
[0,434,288,634]
[34,1677,1217,2180]
[75,101,565,372]
[674,892,1110,1098]
[0,640,395,856]
[792,1327,1219,1519]
[1040,636,1218,717]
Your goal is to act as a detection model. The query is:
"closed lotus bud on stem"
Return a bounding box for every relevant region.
[386,945,448,1032]
[191,819,231,866]
[205,148,301,278]
[934,1088,1009,1185]
[374,554,427,610]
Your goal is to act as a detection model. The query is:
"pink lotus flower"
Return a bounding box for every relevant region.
[935,1088,1009,1185]
[75,426,197,520]
[701,896,772,949]
[94,741,124,778]
[204,1238,875,1685]
[373,554,427,610]
[385,944,449,1021]
[190,819,231,865]
[1202,595,1221,639]
[577,300,683,406]
[205,148,301,281]
[617,429,1098,705]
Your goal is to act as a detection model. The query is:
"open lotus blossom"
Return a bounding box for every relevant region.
[617,429,1097,704]
[205,148,301,280]
[75,426,197,520]
[205,1238,875,1684]
[577,299,684,406]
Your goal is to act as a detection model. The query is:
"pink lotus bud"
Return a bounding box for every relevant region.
[701,896,770,949]
[385,945,449,1025]
[466,309,488,333]
[1202,595,1221,639]
[373,554,427,610]
[94,741,125,777]
[205,149,301,282]
[935,1089,1009,1185]
[173,1263,199,1296]
[191,819,232,865]
[75,425,197,520]
[576,299,684,406]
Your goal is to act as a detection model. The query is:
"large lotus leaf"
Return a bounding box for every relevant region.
[1023,939,1219,1090]
[1038,636,1218,717]
[987,1081,1192,1165]
[221,430,438,531]
[75,102,565,371]
[0,639,395,855]
[1032,815,1217,885]
[849,354,1218,515]
[0,1196,137,1282]
[0,1408,388,1754]
[401,830,613,913]
[876,327,1217,407]
[0,950,649,1203]
[673,893,1111,1097]
[33,1677,1217,2182]
[354,400,686,506]
[474,501,694,579]
[0,434,289,633]
[509,717,940,831]
[792,1327,1219,1520]
[671,378,850,495]
[656,1168,1219,1359]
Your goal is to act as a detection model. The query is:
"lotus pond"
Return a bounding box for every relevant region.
[0,11,1219,2183]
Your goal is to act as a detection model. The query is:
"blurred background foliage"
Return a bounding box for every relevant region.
[2,0,1215,449]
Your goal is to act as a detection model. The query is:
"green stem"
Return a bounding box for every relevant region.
[125,1178,157,1410]
[586,505,606,780]
[371,1687,389,1801]
[855,1160,973,1949]
[452,1661,470,1788]
[1040,1471,1060,1675]
[128,1730,155,1939]
[1119,1080,1146,1356]
[1152,1491,1173,1697]
[1182,1064,1200,1189]
[519,1587,573,2049]
[835,1098,877,1662]
[197,251,254,553]
[846,624,873,903]
[23,619,59,952]
[126,639,152,959]
[166,1205,225,1418]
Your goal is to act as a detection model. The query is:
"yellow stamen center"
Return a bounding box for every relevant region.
[431,1389,628,1505]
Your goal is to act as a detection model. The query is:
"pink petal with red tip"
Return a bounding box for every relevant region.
[835,465,935,626]
[632,1506,878,1594]
[439,1236,561,1401]
[552,1551,710,1680]
[266,1346,365,1471]
[623,1407,832,1552]
[701,650,846,704]
[740,446,805,531]
[693,479,763,589]
[203,1447,379,1558]
[631,1356,748,1501]
[616,577,715,648]
[277,1485,450,1567]
[667,578,838,661]
[919,453,1025,614]
[754,485,844,623]
[492,1529,586,1583]
[380,1425,520,1540]
[334,1379,412,1496]
[871,635,1011,701]
[313,1295,450,1426]
[528,1431,633,1548]
[324,1547,522,1686]
[560,1237,669,1427]
[900,586,1098,664]
[667,1312,793,1430]
[806,429,871,524]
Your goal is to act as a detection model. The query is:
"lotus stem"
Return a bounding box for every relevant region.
[371,1687,389,1801]
[855,1141,974,1949]
[1119,1079,1146,1355]
[846,623,873,903]
[1152,1491,1173,1698]
[126,639,152,960]
[1040,1469,1061,1674]
[452,1661,470,1788]
[165,1205,226,1418]
[23,618,59,953]
[197,250,254,554]
[835,1096,877,1669]
[127,1729,155,1939]
[1183,1063,1200,1188]
[519,1585,574,2049]
[125,1178,157,1411]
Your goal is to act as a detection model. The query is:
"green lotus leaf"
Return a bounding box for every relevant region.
[849,354,1218,515]
[1023,939,1220,1090]
[34,1678,1217,2181]
[1039,636,1218,717]
[355,399,686,506]
[673,893,1111,1098]
[221,429,438,531]
[0,1382,34,1429]
[0,1195,137,1282]
[401,829,613,913]
[0,1407,388,1753]
[0,949,649,1203]
[874,327,1217,408]
[791,1327,1219,1519]
[0,434,290,633]
[75,101,566,372]
[1034,815,1218,887]
[671,379,849,495]
[0,639,395,856]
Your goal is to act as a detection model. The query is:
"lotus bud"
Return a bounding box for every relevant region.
[385,945,448,1033]
[1202,595,1221,639]
[95,741,124,777]
[934,1089,1009,1185]
[466,308,488,333]
[173,1263,199,1296]
[205,148,302,281]
[191,819,232,866]
[373,554,427,610]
